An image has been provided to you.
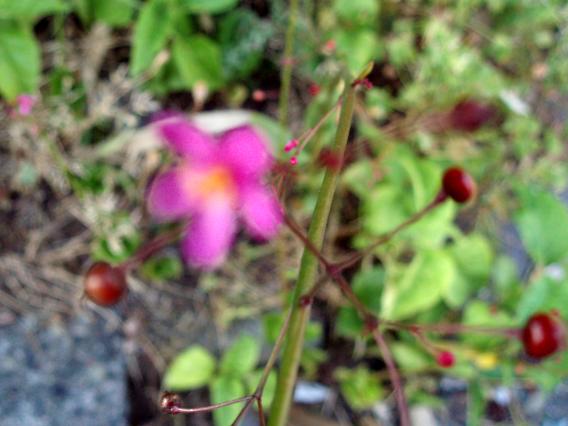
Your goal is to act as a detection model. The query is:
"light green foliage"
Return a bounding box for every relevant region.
[172,35,224,90]
[130,0,172,76]
[383,249,456,320]
[211,376,246,426]
[0,0,68,20]
[515,188,568,265]
[164,346,217,391]
[141,255,183,282]
[220,335,261,377]
[335,366,384,409]
[0,23,40,100]
[180,0,239,14]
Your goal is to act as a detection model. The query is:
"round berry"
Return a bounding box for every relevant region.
[436,351,455,368]
[449,99,495,132]
[159,392,181,414]
[522,312,565,359]
[442,167,476,203]
[84,262,127,306]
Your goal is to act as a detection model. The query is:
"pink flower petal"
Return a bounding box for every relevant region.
[16,94,36,116]
[147,169,194,221]
[182,198,237,269]
[241,185,283,240]
[218,126,273,178]
[156,118,216,161]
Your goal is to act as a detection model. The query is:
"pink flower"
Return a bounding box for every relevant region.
[147,115,283,269]
[16,94,37,116]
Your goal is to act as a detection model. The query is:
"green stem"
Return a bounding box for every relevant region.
[278,0,299,127]
[268,83,356,426]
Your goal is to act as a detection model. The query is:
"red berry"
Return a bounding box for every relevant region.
[449,99,496,132]
[436,351,455,368]
[84,262,127,306]
[441,167,476,203]
[522,313,565,359]
[308,84,321,97]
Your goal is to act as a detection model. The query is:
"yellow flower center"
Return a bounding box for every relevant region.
[195,166,236,201]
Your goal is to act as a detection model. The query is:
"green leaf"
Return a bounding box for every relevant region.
[140,255,182,282]
[383,250,456,320]
[94,0,135,27]
[515,188,568,265]
[336,306,363,337]
[391,342,431,372]
[353,267,385,314]
[172,35,224,90]
[180,0,238,14]
[220,335,261,377]
[246,370,277,410]
[0,23,40,100]
[262,312,283,344]
[333,0,380,24]
[462,301,513,349]
[0,0,68,20]
[210,376,246,426]
[335,366,384,410]
[516,276,568,322]
[163,346,216,391]
[336,29,381,76]
[131,0,171,76]
[219,9,273,80]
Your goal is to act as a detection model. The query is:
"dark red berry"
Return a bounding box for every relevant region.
[159,392,181,414]
[84,262,127,306]
[449,99,496,132]
[436,351,455,368]
[522,313,565,359]
[441,167,476,203]
[308,84,321,97]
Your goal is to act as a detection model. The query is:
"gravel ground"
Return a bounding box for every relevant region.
[0,313,127,426]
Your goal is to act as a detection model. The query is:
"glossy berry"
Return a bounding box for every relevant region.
[84,262,127,306]
[522,313,565,359]
[160,392,181,414]
[449,99,496,132]
[436,351,455,368]
[441,167,476,203]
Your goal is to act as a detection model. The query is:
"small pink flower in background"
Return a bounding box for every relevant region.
[16,94,37,116]
[147,115,283,269]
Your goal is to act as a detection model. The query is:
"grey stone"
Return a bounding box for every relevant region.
[0,314,127,426]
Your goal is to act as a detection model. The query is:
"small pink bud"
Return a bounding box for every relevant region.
[323,39,336,54]
[284,139,299,153]
[252,90,266,102]
[308,84,321,97]
[15,94,37,116]
[437,351,455,368]
[289,156,298,166]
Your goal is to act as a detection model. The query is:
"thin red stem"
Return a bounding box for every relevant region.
[170,395,253,415]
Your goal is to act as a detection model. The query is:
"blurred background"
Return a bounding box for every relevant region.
[1,0,568,425]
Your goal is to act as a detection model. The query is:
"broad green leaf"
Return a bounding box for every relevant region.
[333,0,380,24]
[94,0,136,27]
[219,9,273,80]
[140,255,182,282]
[353,267,385,314]
[131,0,171,76]
[383,250,456,320]
[0,23,40,100]
[515,188,568,265]
[516,276,568,322]
[246,370,277,410]
[172,35,224,90]
[210,376,246,426]
[180,0,238,14]
[220,335,261,377]
[391,342,431,372]
[335,366,384,410]
[336,29,381,76]
[462,301,513,349]
[336,307,363,337]
[163,346,216,391]
[0,0,68,20]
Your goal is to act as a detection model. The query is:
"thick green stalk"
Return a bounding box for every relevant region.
[268,84,356,426]
[277,0,299,126]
